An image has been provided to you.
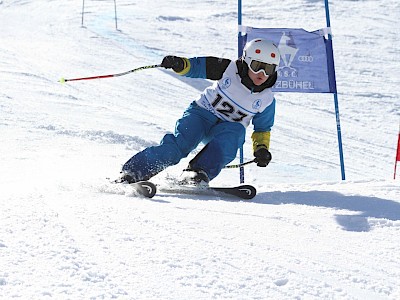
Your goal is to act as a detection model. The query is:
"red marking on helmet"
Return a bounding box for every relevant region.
[255,49,261,54]
[271,53,276,58]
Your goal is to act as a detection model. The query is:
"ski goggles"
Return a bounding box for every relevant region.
[249,60,277,76]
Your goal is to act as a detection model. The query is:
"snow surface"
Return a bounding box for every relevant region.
[1,0,399,299]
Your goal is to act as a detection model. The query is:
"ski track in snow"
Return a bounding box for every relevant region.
[1,0,400,299]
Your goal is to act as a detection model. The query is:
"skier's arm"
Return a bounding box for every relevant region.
[251,99,275,167]
[161,56,230,80]
[252,98,275,138]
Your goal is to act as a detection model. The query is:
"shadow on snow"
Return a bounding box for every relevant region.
[256,190,400,232]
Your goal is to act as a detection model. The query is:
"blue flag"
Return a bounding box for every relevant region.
[242,27,337,93]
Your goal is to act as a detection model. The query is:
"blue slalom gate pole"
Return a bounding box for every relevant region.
[324,0,346,180]
[238,0,245,183]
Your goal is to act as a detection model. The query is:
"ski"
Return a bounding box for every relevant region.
[130,181,157,198]
[110,176,256,199]
[210,185,257,200]
[159,184,257,200]
[109,177,157,198]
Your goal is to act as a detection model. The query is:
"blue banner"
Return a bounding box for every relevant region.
[243,27,337,93]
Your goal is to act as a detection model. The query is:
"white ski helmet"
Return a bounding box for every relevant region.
[243,38,280,75]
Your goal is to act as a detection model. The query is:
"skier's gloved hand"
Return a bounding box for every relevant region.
[161,55,185,72]
[253,145,272,167]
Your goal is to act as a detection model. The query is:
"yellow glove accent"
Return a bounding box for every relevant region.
[251,131,270,152]
[176,57,191,75]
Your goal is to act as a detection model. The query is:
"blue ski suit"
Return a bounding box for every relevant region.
[122,56,276,181]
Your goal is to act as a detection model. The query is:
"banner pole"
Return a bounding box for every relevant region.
[238,0,245,183]
[324,0,346,180]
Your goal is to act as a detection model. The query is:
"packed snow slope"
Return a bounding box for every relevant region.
[1,0,399,299]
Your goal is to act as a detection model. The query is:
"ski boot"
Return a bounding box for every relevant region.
[117,172,139,184]
[179,169,210,186]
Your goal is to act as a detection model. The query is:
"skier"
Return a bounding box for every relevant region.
[120,38,280,185]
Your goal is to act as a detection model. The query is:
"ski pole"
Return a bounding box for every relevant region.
[224,159,255,169]
[59,64,161,83]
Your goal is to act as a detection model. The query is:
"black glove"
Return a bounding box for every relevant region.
[253,145,272,167]
[161,55,185,72]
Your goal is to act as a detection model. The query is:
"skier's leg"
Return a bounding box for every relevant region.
[122,102,218,182]
[189,122,245,180]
